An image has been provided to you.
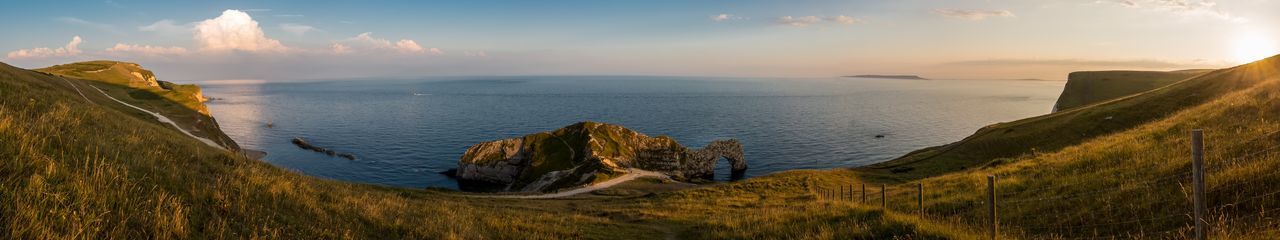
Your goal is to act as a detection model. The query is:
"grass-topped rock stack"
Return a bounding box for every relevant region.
[454,121,746,192]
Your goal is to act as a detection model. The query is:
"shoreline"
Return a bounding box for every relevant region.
[241,149,268,160]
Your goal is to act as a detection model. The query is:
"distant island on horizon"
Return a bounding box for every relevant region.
[843,75,929,80]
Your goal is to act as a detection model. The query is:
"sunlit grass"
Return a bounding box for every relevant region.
[4,55,1280,239]
[1,61,975,239]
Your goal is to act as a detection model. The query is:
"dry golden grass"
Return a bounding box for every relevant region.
[0,61,976,239]
[6,54,1280,239]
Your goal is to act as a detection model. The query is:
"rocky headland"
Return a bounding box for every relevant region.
[451,122,746,192]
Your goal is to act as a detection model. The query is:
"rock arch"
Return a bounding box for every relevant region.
[682,139,747,179]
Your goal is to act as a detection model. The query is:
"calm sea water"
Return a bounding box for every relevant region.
[201,76,1065,189]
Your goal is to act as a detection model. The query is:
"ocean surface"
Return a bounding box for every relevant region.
[201,76,1065,190]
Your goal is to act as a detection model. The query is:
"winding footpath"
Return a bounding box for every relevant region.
[488,169,671,199]
[86,85,224,149]
[57,77,92,102]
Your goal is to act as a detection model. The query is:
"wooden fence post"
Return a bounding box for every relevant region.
[861,183,867,203]
[918,183,924,217]
[988,175,998,240]
[847,185,852,201]
[1192,129,1206,240]
[881,184,887,208]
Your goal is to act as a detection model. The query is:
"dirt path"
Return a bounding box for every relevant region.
[88,85,224,150]
[487,169,670,199]
[57,77,92,102]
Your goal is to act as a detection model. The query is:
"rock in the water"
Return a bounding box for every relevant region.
[291,137,356,160]
[453,121,746,193]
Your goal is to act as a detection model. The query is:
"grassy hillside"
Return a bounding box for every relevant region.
[0,61,978,239]
[34,61,236,150]
[865,59,1273,180]
[1053,69,1212,111]
[5,54,1280,239]
[861,55,1280,238]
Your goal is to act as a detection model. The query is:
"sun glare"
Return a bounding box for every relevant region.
[1233,32,1279,64]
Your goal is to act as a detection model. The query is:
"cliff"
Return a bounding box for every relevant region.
[454,122,746,192]
[1052,69,1211,112]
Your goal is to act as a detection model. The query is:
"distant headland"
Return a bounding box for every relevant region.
[843,75,929,80]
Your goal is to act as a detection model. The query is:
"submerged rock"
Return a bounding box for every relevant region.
[291,137,356,160]
[453,121,746,192]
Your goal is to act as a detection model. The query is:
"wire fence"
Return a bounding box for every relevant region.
[811,129,1280,239]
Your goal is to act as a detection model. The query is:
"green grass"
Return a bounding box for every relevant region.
[33,61,237,150]
[1,61,980,239]
[866,61,1269,180]
[1053,69,1212,111]
[6,54,1280,239]
[848,55,1280,238]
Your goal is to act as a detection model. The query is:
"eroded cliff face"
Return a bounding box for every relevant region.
[455,122,746,192]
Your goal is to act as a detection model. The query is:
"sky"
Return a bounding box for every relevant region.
[1,0,1277,81]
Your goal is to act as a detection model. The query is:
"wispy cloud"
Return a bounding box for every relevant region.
[280,23,319,36]
[709,14,743,22]
[138,19,192,35]
[104,43,188,56]
[776,15,862,27]
[1102,0,1245,22]
[942,58,1216,69]
[275,14,305,18]
[931,9,1016,21]
[340,32,441,54]
[330,43,352,54]
[826,15,863,25]
[6,36,83,59]
[104,0,124,8]
[777,16,821,26]
[57,17,123,34]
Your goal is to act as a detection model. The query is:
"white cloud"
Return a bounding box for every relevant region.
[57,17,122,34]
[104,43,188,56]
[331,43,352,54]
[777,16,822,26]
[1102,0,1245,22]
[280,23,318,36]
[932,9,1017,20]
[139,19,192,35]
[395,39,426,53]
[827,15,863,25]
[777,15,862,26]
[710,14,743,22]
[6,36,83,59]
[193,9,287,52]
[464,51,488,57]
[344,32,441,54]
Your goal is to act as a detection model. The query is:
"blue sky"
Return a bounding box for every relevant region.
[1,0,1276,80]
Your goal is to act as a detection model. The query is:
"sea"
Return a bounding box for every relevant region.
[200,76,1065,190]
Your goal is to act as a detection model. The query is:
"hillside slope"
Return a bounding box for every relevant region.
[863,55,1280,238]
[1053,69,1212,112]
[34,61,237,150]
[865,57,1276,179]
[6,55,1280,239]
[0,61,977,239]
